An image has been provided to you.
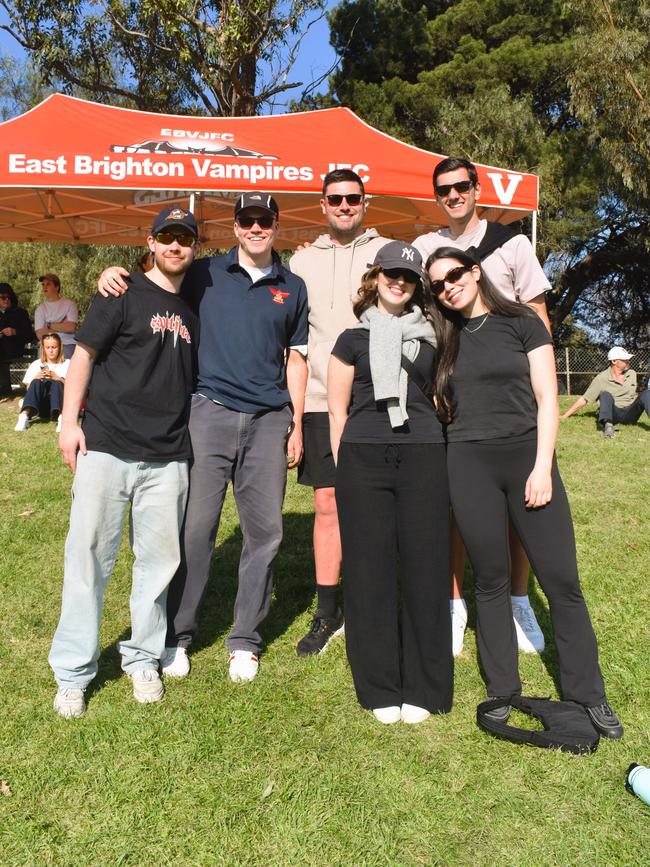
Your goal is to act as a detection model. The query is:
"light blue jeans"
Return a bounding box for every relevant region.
[49,450,189,688]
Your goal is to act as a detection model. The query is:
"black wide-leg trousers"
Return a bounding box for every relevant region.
[336,442,453,713]
[447,439,606,706]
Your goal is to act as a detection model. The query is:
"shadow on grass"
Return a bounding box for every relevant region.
[193,511,315,654]
[89,511,316,695]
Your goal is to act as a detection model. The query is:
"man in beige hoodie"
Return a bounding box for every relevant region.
[289,169,390,656]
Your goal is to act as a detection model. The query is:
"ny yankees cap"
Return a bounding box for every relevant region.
[152,206,198,238]
[234,192,279,218]
[371,241,423,281]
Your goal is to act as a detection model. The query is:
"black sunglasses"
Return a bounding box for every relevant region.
[434,180,474,197]
[382,268,418,282]
[430,265,472,294]
[0,294,11,299]
[325,194,364,206]
[237,214,275,229]
[154,231,196,247]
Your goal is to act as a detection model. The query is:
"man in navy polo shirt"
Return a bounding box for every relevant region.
[99,193,308,683]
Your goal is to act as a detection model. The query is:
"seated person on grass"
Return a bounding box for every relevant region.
[15,333,69,432]
[561,346,650,438]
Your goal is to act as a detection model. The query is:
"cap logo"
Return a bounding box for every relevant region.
[168,208,189,220]
[401,246,415,262]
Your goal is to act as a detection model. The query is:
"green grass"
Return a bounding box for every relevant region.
[1,396,649,866]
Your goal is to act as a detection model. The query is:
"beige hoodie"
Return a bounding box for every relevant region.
[289,229,390,413]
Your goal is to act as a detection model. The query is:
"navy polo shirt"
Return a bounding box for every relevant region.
[183,247,308,413]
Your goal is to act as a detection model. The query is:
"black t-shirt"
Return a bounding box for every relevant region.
[77,272,199,461]
[332,328,444,443]
[445,313,552,443]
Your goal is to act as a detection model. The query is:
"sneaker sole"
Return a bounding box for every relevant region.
[296,624,345,658]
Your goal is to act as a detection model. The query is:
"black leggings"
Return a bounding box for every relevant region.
[447,439,605,706]
[336,442,453,712]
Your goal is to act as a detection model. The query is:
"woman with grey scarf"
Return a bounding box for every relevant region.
[328,242,453,725]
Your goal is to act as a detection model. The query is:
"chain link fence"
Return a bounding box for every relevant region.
[5,345,650,397]
[555,348,650,395]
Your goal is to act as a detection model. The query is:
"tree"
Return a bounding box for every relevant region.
[320,0,650,346]
[0,0,326,116]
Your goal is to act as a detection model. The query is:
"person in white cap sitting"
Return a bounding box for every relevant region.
[561,346,650,437]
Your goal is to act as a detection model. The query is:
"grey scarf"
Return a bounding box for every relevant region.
[357,305,437,428]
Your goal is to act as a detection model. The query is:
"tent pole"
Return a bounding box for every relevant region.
[189,192,196,214]
[531,209,537,252]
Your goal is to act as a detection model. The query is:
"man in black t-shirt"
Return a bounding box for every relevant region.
[48,206,199,719]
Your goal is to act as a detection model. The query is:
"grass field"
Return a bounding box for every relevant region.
[1,395,649,866]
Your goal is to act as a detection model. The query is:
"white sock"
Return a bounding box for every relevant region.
[450,598,468,612]
[511,594,530,607]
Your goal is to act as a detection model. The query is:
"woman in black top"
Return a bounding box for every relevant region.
[328,242,452,725]
[425,247,622,739]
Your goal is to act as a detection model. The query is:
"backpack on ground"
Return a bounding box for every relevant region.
[476,695,600,754]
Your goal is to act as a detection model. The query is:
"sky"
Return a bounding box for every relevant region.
[0,3,339,116]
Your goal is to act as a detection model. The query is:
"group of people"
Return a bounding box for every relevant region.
[45,159,629,742]
[1,272,79,430]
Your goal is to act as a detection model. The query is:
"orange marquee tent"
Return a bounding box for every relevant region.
[0,94,539,249]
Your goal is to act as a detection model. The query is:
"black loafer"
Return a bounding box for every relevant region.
[585,701,624,739]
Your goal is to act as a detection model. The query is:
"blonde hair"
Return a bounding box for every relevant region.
[40,333,64,364]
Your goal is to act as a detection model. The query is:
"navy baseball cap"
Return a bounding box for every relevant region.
[234,192,279,218]
[152,206,198,238]
[371,241,423,281]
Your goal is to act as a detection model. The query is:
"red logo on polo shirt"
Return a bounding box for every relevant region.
[150,312,192,345]
[268,288,290,304]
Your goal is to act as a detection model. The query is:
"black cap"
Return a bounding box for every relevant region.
[371,241,423,281]
[152,206,198,238]
[234,192,279,218]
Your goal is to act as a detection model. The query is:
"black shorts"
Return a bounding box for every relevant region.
[298,412,336,488]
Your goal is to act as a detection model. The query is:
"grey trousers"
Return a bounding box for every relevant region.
[598,389,650,425]
[166,394,292,653]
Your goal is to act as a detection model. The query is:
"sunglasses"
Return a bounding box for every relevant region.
[382,268,418,282]
[430,265,473,294]
[154,231,196,247]
[325,194,364,207]
[434,180,474,197]
[236,214,275,229]
[0,294,10,299]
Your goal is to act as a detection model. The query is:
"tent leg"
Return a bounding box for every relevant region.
[531,209,537,252]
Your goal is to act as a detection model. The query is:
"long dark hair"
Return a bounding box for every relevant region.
[353,266,429,319]
[425,246,536,424]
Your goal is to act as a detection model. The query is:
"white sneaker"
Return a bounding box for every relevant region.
[372,706,401,724]
[55,415,62,433]
[512,601,545,654]
[450,598,468,657]
[161,646,190,678]
[228,650,259,683]
[131,668,164,703]
[401,703,431,724]
[14,413,30,431]
[54,687,86,719]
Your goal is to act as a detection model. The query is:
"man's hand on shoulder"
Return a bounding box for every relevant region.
[98,267,130,298]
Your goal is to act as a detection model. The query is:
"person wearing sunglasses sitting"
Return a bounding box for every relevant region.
[413,157,552,660]
[96,193,308,685]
